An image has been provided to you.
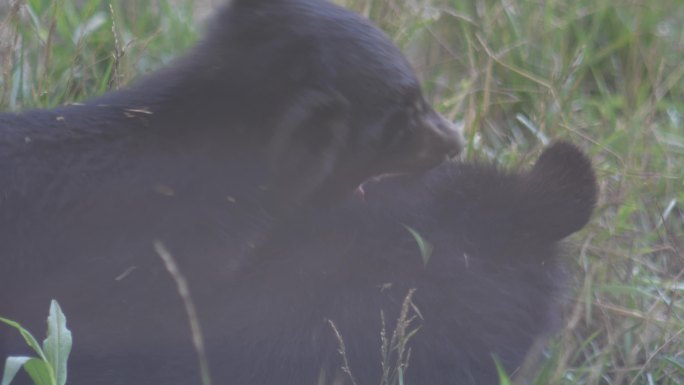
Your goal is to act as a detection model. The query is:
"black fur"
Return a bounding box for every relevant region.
[0,0,463,213]
[0,0,464,382]
[203,141,598,385]
[2,142,596,385]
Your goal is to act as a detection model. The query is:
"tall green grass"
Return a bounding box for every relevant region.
[1,0,683,384]
[0,0,196,109]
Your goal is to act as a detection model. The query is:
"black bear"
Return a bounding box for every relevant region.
[0,0,463,382]
[2,142,596,385]
[0,0,463,214]
[201,141,597,385]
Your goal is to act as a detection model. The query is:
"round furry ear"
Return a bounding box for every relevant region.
[265,89,352,210]
[521,141,598,241]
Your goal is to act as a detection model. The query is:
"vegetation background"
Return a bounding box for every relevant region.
[1,0,683,384]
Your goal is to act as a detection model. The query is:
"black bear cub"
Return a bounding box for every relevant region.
[209,141,598,385]
[2,142,596,385]
[1,0,462,381]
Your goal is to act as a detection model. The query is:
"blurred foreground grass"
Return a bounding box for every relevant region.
[1,0,683,383]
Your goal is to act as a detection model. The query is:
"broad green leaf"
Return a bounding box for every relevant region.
[2,356,32,385]
[23,358,55,385]
[0,356,55,385]
[43,301,72,385]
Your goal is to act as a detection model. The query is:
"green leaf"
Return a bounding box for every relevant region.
[23,358,55,385]
[663,356,684,372]
[0,318,47,362]
[43,301,72,385]
[493,357,511,385]
[403,225,434,267]
[2,356,32,385]
[0,356,55,385]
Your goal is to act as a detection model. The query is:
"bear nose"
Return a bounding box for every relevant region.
[428,112,465,160]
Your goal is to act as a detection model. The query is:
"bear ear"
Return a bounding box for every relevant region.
[265,88,352,210]
[520,141,598,241]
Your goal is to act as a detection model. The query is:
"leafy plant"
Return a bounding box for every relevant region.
[1,301,72,385]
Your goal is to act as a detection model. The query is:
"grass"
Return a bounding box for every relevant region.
[0,0,196,109]
[1,0,683,384]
